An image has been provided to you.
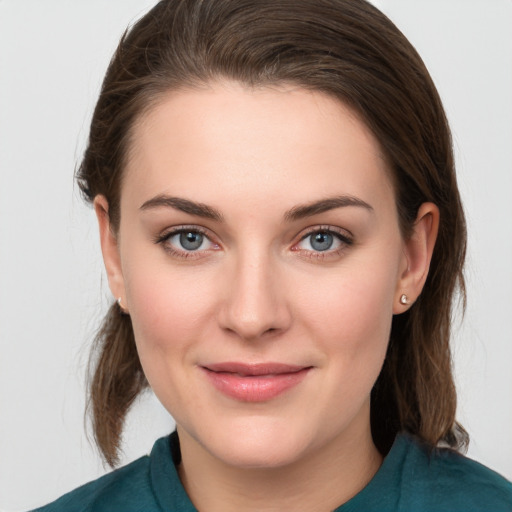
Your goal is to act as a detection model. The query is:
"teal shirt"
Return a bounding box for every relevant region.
[33,432,512,511]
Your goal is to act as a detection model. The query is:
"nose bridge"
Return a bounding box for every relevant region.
[219,243,290,340]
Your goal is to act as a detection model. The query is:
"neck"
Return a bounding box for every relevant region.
[177,418,382,512]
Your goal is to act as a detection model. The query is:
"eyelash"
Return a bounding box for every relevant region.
[292,226,354,261]
[153,225,354,260]
[153,226,219,259]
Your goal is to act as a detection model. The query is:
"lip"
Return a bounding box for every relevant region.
[201,362,312,402]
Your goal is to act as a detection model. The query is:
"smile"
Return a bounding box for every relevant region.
[201,362,312,402]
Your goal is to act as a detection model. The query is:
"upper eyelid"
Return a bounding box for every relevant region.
[297,225,353,241]
[156,225,212,240]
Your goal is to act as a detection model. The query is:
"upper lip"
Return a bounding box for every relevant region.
[202,362,310,376]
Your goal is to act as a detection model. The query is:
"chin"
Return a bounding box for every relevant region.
[213,440,307,470]
[196,416,317,469]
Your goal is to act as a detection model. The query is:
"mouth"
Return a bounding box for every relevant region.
[200,362,312,402]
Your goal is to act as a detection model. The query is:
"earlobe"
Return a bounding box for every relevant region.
[94,195,126,305]
[393,202,439,314]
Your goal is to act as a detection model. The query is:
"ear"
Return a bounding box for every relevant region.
[94,195,126,307]
[393,202,440,314]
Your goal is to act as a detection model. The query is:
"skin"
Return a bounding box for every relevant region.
[96,81,439,512]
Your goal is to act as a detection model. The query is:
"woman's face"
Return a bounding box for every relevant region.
[101,82,418,468]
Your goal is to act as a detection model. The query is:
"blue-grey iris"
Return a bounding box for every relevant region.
[310,232,333,251]
[180,231,203,250]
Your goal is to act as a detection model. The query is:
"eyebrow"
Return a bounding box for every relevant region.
[284,195,374,221]
[139,194,373,222]
[140,195,224,221]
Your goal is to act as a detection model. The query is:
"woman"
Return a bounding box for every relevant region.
[33,0,512,510]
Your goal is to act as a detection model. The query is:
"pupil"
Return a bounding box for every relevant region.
[311,232,333,251]
[180,231,203,250]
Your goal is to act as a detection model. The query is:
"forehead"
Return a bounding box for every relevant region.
[122,81,395,215]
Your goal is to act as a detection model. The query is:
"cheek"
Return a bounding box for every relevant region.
[122,262,223,417]
[122,259,219,365]
[296,258,398,367]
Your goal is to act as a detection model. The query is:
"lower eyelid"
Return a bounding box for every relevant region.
[159,239,217,260]
[301,246,347,260]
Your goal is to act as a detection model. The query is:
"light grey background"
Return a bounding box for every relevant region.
[1,1,511,510]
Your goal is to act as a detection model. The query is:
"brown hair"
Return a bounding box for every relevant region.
[79,0,467,466]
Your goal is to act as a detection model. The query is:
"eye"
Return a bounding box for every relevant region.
[305,232,337,252]
[294,227,353,255]
[155,226,219,257]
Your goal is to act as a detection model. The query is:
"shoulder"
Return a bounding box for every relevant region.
[31,452,157,512]
[31,434,196,512]
[399,434,512,511]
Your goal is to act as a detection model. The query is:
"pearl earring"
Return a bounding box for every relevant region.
[117,297,128,314]
[400,294,410,305]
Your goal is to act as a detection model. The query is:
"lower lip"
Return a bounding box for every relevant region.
[202,367,311,402]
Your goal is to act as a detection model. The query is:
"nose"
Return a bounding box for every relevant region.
[217,251,292,341]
